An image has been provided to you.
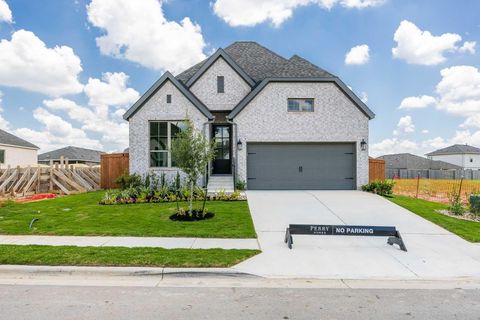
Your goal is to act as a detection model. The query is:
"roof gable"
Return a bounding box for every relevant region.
[185,48,255,88]
[123,72,213,120]
[0,128,38,149]
[227,77,375,120]
[378,153,462,170]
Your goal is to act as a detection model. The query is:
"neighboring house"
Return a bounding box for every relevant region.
[426,144,480,170]
[378,153,462,171]
[0,128,39,169]
[123,41,375,190]
[38,146,104,165]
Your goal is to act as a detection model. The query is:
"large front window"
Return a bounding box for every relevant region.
[149,121,186,167]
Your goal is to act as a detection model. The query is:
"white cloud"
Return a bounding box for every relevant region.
[459,41,476,54]
[370,138,419,157]
[213,0,384,27]
[398,95,437,109]
[435,66,480,120]
[0,0,12,23]
[15,108,102,152]
[84,72,139,119]
[397,115,415,133]
[0,90,11,130]
[345,44,370,65]
[392,20,463,65]
[87,0,206,73]
[0,30,83,96]
[422,129,429,134]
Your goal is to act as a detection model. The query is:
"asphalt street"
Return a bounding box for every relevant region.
[1,284,479,320]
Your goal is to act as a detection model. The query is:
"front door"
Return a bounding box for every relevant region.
[212,125,231,174]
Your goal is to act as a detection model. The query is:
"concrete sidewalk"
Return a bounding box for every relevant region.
[0,235,259,250]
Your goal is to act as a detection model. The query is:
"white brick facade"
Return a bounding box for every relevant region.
[128,80,208,181]
[190,57,251,111]
[233,82,369,188]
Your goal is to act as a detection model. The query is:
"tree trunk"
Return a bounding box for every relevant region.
[189,180,194,215]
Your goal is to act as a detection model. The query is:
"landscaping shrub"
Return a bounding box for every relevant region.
[469,193,480,215]
[100,173,245,205]
[447,186,465,216]
[235,180,246,191]
[361,180,395,196]
[114,172,143,190]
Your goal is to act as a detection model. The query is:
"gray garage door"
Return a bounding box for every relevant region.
[247,143,356,190]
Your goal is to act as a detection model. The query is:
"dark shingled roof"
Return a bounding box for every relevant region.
[176,41,335,84]
[426,144,480,156]
[378,153,462,170]
[38,146,104,163]
[0,128,38,149]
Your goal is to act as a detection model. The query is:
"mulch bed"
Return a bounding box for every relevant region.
[169,211,215,222]
[436,209,480,222]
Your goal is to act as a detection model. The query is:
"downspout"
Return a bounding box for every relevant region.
[226,117,238,189]
[203,117,215,187]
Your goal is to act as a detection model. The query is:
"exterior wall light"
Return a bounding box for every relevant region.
[237,139,243,151]
[360,139,367,151]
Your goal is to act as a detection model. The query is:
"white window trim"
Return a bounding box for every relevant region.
[149,121,183,168]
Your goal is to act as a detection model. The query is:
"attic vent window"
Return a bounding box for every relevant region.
[166,94,172,104]
[217,76,224,93]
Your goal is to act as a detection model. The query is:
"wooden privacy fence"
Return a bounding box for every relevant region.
[369,158,385,181]
[0,164,100,197]
[100,153,129,189]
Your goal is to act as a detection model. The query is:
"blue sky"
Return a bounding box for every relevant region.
[0,0,479,155]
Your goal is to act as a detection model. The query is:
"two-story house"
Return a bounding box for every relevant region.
[123,42,375,190]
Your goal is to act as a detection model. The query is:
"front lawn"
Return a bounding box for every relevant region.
[388,195,480,242]
[0,245,259,267]
[0,191,256,238]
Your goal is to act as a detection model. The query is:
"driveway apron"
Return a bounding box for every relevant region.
[233,191,480,279]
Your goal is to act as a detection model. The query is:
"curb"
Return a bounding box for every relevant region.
[0,265,258,278]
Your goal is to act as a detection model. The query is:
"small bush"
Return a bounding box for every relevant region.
[114,172,143,190]
[469,194,480,215]
[235,180,246,191]
[361,180,395,196]
[448,187,465,216]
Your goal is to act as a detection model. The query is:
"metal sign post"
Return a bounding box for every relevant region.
[284,224,407,252]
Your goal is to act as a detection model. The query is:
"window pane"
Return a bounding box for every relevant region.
[159,122,168,136]
[150,137,167,150]
[288,99,313,112]
[150,122,159,137]
[171,122,186,137]
[217,76,224,93]
[0,150,4,163]
[150,152,168,167]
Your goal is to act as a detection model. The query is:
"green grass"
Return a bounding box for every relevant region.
[0,245,260,267]
[388,195,480,242]
[0,191,256,238]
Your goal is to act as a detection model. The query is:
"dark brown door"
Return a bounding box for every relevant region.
[212,125,231,174]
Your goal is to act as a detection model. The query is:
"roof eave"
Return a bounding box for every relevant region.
[123,71,213,121]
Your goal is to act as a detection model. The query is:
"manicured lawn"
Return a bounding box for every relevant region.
[0,191,256,238]
[0,245,259,267]
[388,195,480,242]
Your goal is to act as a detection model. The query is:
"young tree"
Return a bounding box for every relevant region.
[170,120,215,215]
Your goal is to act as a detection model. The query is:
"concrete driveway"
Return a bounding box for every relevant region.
[233,191,480,279]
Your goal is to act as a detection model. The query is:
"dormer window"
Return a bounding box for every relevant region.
[166,94,172,103]
[288,98,314,112]
[217,76,224,93]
